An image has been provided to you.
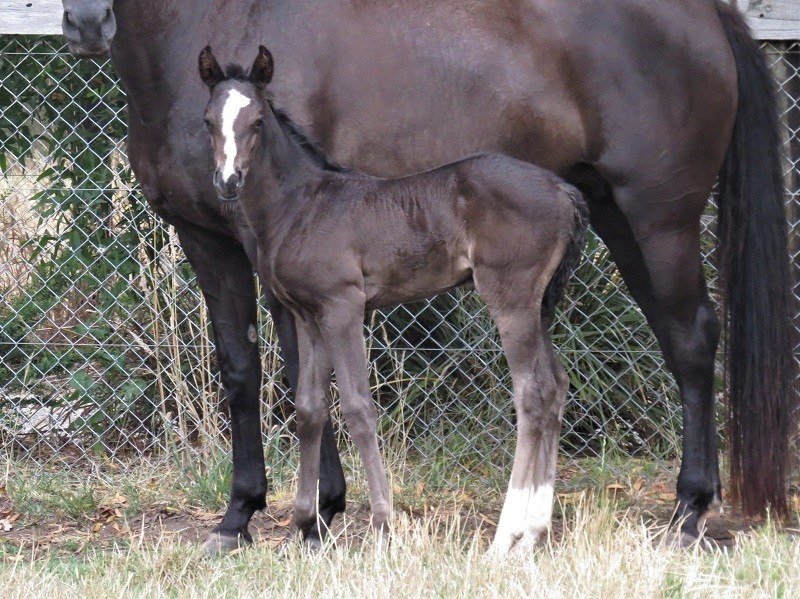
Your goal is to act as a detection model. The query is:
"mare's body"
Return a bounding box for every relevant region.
[200,48,588,552]
[61,0,795,552]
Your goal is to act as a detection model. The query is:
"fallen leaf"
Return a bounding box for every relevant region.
[276,516,292,528]
[659,493,677,501]
[557,491,585,503]
[606,483,626,492]
[92,522,103,533]
[633,478,645,493]
[0,519,13,532]
[414,482,425,497]
[109,493,127,505]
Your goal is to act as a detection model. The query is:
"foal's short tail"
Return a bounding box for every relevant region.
[715,1,797,517]
[542,184,589,322]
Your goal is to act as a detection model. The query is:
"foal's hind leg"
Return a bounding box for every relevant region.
[475,261,569,555]
[490,312,568,556]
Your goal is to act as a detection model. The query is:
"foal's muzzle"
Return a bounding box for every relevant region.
[213,169,244,202]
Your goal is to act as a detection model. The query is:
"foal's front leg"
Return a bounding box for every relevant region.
[293,321,335,548]
[317,294,392,541]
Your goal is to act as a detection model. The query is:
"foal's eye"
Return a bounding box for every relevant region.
[203,118,212,129]
[252,119,264,132]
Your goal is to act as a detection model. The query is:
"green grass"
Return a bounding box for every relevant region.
[6,471,102,521]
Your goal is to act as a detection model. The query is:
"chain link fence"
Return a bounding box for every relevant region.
[1,37,798,484]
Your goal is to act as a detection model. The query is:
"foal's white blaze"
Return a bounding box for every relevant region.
[220,88,252,181]
[490,483,554,556]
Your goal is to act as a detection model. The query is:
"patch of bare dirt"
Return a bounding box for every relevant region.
[1,471,795,556]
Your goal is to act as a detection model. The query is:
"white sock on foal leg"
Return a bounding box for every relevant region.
[490,482,554,556]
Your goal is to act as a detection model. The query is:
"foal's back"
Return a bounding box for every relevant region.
[278,153,582,310]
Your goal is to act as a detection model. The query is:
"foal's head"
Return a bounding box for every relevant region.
[199,46,274,201]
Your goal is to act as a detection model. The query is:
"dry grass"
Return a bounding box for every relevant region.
[2,497,799,598]
[0,164,44,295]
[2,455,799,598]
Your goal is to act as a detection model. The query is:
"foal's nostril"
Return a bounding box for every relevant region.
[213,170,224,189]
[64,11,77,28]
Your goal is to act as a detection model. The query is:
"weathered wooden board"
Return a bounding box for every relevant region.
[0,0,798,39]
[734,0,800,39]
[0,0,62,35]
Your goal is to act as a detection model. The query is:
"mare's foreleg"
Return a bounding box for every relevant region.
[176,226,266,555]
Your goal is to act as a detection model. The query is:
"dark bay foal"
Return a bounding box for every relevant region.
[199,46,587,555]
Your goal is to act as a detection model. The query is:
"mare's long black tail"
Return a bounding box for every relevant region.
[542,184,589,322]
[715,1,796,517]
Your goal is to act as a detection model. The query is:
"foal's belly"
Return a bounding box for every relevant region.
[362,247,473,310]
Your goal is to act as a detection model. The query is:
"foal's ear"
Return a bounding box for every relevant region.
[250,46,274,86]
[198,46,224,89]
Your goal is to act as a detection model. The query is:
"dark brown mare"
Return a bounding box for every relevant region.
[198,45,588,553]
[61,0,795,553]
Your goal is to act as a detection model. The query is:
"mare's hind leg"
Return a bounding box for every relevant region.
[476,270,569,556]
[588,185,721,544]
[291,320,335,548]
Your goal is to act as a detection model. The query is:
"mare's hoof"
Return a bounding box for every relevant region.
[204,532,250,557]
[302,535,323,553]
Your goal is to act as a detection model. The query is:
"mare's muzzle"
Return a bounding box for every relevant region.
[62,1,116,57]
[213,169,244,202]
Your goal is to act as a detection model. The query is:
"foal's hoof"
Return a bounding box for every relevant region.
[658,530,719,551]
[203,532,250,557]
[487,530,542,559]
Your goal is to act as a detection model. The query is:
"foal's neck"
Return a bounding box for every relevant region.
[242,107,328,236]
[246,109,332,218]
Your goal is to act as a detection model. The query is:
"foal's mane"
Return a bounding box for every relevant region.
[223,64,349,174]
